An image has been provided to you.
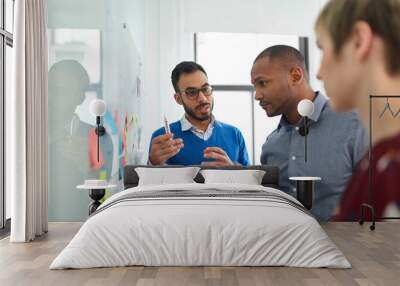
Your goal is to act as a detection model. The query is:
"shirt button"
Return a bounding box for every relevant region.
[292,156,296,160]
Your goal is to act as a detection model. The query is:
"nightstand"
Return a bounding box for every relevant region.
[77,182,117,215]
[289,177,321,210]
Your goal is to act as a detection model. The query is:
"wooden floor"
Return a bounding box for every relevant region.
[0,222,399,286]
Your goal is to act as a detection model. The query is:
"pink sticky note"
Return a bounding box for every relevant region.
[89,128,104,169]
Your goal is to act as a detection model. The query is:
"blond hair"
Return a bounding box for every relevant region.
[316,0,400,75]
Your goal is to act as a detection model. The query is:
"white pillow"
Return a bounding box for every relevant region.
[135,167,200,186]
[200,169,266,185]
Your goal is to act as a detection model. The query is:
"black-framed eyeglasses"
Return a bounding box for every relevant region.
[180,85,213,100]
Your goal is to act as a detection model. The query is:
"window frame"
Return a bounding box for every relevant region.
[0,0,14,234]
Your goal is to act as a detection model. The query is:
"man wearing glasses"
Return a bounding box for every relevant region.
[148,61,249,166]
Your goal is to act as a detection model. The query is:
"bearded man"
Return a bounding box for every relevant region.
[148,61,249,166]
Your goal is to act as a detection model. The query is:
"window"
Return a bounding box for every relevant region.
[1,0,14,233]
[212,90,254,160]
[196,32,307,164]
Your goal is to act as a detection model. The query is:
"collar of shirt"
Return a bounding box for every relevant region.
[180,115,215,140]
[278,91,328,131]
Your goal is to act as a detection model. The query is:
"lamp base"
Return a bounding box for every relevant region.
[88,188,105,215]
[95,126,106,136]
[295,180,314,210]
[289,177,321,210]
[298,126,309,136]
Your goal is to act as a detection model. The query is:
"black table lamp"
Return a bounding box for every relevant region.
[297,99,315,162]
[291,99,320,210]
[89,99,106,162]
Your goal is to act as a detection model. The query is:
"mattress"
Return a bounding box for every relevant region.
[50,183,350,269]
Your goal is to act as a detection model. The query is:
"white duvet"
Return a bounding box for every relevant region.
[50,183,350,269]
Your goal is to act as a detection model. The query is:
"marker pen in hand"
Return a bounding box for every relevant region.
[164,115,171,136]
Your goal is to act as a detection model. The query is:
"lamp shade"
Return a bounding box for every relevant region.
[89,99,106,117]
[297,99,314,117]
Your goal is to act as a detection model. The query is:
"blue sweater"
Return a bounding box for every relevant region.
[150,120,249,166]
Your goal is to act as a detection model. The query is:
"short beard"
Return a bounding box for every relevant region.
[182,101,213,122]
[266,108,280,117]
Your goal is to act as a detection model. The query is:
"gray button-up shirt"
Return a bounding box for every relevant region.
[260,92,368,221]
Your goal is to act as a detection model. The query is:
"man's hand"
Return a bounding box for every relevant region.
[149,133,184,165]
[202,147,234,166]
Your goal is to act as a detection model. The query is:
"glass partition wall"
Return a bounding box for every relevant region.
[47,0,145,221]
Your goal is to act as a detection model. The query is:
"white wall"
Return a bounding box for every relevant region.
[141,0,161,157]
[141,0,195,156]
[183,0,320,36]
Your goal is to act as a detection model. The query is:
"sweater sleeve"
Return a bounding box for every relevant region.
[237,129,250,166]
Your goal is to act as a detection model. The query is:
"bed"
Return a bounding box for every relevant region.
[50,165,350,269]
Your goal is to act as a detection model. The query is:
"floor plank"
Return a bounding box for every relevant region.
[0,222,399,286]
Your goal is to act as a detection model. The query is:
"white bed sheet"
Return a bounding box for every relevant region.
[50,183,350,269]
